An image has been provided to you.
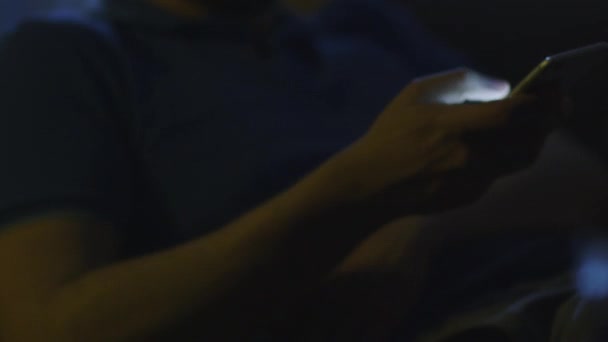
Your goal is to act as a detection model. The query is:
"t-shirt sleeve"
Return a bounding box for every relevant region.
[0,21,135,228]
[317,0,470,74]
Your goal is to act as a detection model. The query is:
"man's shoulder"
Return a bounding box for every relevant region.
[0,9,133,101]
[0,10,135,134]
[1,9,121,64]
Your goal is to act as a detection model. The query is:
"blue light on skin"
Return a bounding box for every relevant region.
[576,240,608,300]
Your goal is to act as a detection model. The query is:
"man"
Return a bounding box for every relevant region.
[0,0,590,340]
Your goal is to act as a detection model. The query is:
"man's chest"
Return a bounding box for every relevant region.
[129,37,412,239]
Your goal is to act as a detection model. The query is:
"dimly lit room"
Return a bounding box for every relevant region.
[1,0,608,340]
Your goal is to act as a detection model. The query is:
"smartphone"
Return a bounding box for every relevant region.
[510,42,608,96]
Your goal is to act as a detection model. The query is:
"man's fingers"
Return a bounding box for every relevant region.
[406,68,470,102]
[407,68,511,104]
[436,96,534,132]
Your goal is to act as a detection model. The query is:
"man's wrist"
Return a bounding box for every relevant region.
[312,152,392,227]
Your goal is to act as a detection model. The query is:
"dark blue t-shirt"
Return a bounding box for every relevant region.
[0,0,467,256]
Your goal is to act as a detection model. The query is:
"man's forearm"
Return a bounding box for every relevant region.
[46,152,388,342]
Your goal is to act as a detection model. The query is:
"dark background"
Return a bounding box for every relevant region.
[407,0,608,82]
[2,0,606,81]
[3,0,607,150]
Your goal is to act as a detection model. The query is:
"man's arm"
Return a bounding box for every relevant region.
[0,22,387,341]
[0,67,527,342]
[0,151,388,342]
[0,28,531,341]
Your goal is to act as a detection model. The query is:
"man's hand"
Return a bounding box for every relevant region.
[335,216,438,274]
[338,68,542,217]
